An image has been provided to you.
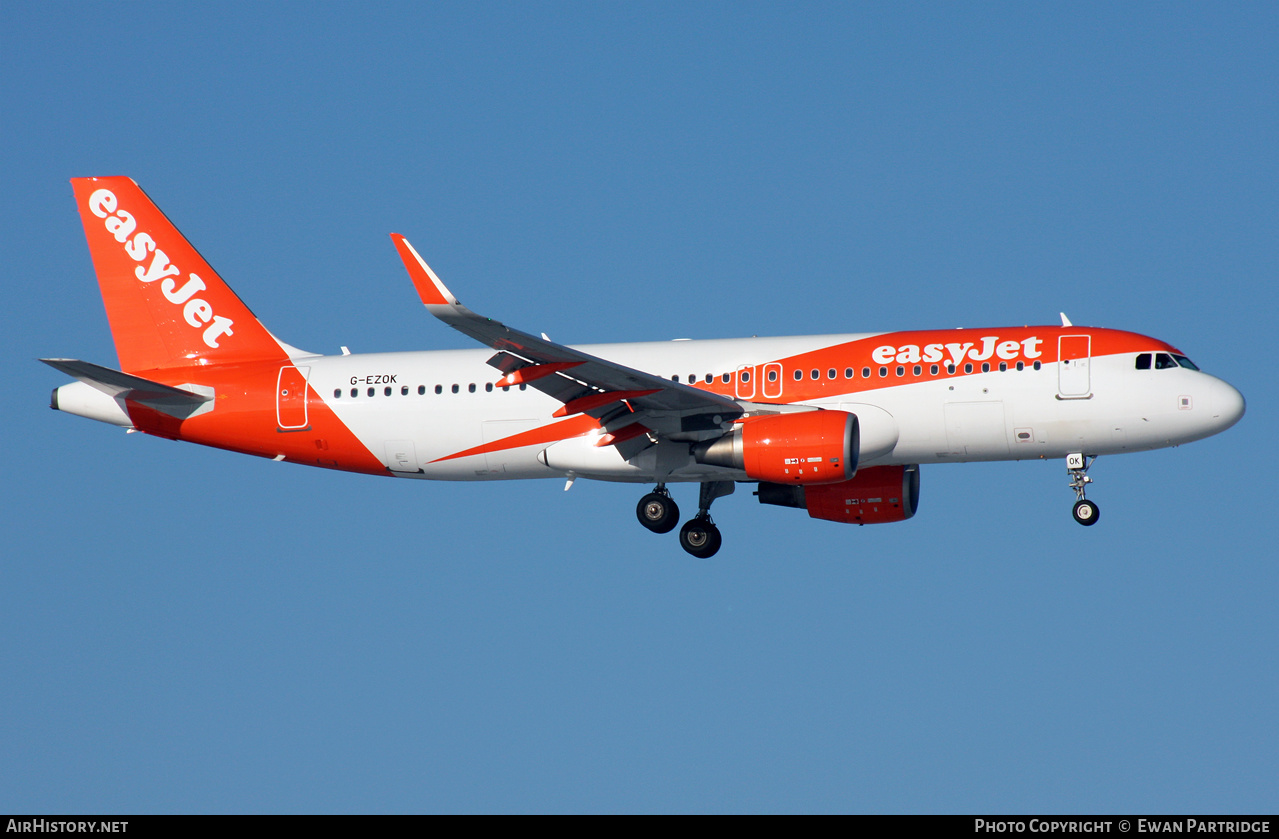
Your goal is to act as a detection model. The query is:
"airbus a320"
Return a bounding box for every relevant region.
[45,177,1246,557]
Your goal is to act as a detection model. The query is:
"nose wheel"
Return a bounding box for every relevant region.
[1072,499,1099,525]
[1066,453,1100,526]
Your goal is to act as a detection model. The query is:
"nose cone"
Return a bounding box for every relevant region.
[1210,378,1246,432]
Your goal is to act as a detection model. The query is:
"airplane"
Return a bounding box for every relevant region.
[44,177,1246,558]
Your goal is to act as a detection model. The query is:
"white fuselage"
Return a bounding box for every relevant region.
[302,332,1243,482]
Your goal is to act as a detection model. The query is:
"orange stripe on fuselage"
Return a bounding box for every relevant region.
[124,362,387,475]
[675,327,1178,403]
[431,414,601,464]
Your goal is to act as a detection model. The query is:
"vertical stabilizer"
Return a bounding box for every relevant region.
[71,177,291,373]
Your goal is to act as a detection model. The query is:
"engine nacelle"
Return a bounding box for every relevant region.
[693,410,858,485]
[757,464,920,524]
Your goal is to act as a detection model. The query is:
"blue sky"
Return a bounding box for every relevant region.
[2,2,1276,813]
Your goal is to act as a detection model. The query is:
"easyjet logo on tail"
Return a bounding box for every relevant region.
[87,188,235,349]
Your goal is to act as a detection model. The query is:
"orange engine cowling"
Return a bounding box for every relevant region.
[756,464,920,524]
[692,410,858,485]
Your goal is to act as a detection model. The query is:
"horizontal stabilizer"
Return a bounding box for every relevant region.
[41,358,212,417]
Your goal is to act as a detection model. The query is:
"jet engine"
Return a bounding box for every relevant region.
[692,410,858,485]
[757,464,920,524]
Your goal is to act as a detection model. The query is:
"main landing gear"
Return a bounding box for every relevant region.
[1067,452,1100,526]
[638,481,733,558]
[636,486,680,534]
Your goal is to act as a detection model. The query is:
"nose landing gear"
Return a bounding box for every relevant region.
[1067,453,1100,526]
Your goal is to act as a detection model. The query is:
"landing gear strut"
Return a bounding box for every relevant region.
[636,481,734,557]
[636,485,679,534]
[678,481,734,559]
[1067,453,1100,526]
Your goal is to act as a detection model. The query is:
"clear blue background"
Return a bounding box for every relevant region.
[2,2,1275,813]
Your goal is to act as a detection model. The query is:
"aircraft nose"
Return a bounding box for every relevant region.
[1210,378,1246,431]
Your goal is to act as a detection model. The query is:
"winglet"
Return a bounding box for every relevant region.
[390,234,459,307]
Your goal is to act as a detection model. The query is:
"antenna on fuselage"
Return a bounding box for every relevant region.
[1059,313,1073,327]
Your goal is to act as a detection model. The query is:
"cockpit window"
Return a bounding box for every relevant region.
[1173,354,1199,371]
[1135,353,1152,370]
[1154,353,1179,370]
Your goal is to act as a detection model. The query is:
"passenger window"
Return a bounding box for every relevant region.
[705,374,713,384]
[981,363,990,373]
[827,368,836,379]
[964,363,973,374]
[913,365,921,376]
[767,369,778,382]
[741,371,750,383]
[844,368,853,379]
[862,367,871,378]
[1016,361,1024,371]
[418,385,426,395]
[946,364,956,374]
[672,374,680,382]
[451,384,459,394]
[350,388,358,397]
[333,389,341,398]
[1135,353,1152,370]
[1033,361,1041,370]
[384,386,392,396]
[485,383,493,392]
[367,387,375,397]
[998,362,1007,372]
[811,369,819,380]
[468,384,476,393]
[793,369,802,381]
[435,385,443,394]
[879,367,888,378]
[930,364,939,375]
[895,366,904,377]
[722,373,731,384]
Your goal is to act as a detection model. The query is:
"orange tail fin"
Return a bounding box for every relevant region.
[71,177,292,373]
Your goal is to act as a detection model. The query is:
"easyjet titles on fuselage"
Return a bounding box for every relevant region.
[871,336,1044,367]
[87,188,235,349]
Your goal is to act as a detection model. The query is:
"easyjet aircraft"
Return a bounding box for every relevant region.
[45,177,1246,557]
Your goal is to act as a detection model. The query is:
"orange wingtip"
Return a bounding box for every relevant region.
[390,233,456,307]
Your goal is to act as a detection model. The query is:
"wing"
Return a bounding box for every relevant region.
[390,235,743,454]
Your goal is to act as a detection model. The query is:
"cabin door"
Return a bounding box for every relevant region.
[1057,336,1091,398]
